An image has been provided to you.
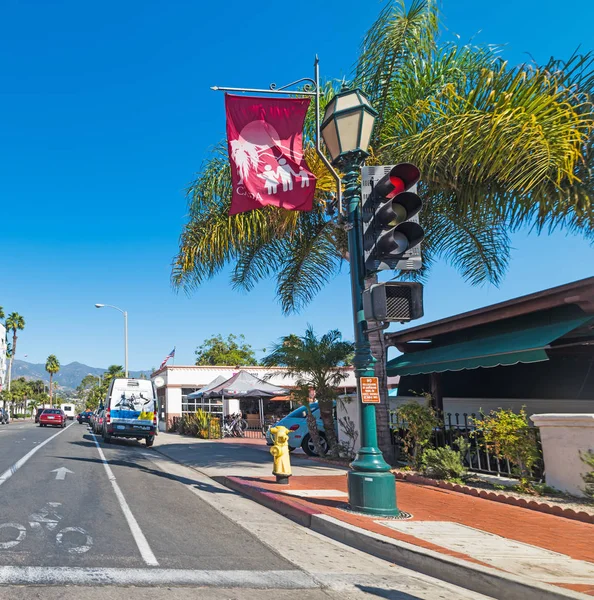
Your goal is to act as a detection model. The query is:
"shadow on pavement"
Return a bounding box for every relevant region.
[54,442,236,496]
[356,586,427,600]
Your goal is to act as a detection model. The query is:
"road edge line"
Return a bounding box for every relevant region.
[91,434,159,567]
[0,422,75,488]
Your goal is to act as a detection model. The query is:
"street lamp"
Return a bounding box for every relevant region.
[94,303,128,378]
[322,87,398,517]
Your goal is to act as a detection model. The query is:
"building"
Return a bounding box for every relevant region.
[385,277,594,418]
[151,365,358,430]
[0,323,7,391]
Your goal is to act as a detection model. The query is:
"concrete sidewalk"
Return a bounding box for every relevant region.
[154,433,594,600]
[154,431,348,478]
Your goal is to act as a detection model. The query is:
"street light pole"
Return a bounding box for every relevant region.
[321,87,398,517]
[95,304,128,377]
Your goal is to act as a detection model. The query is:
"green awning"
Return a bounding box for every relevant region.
[387,315,592,377]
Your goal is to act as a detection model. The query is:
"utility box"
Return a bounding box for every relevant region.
[363,282,424,323]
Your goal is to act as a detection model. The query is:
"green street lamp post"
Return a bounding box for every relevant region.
[321,87,398,516]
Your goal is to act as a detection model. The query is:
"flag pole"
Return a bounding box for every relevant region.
[210,56,343,213]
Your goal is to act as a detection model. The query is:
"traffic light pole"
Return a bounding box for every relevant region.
[340,156,399,517]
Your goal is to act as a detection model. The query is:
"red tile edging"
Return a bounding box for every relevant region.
[393,472,594,525]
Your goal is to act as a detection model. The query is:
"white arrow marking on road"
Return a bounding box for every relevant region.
[51,467,73,481]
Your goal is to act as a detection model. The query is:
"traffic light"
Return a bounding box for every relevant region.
[362,282,424,323]
[362,164,425,276]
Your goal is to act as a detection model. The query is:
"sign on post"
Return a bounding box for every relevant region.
[360,377,381,404]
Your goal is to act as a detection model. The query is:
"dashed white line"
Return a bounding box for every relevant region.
[0,423,74,488]
[91,434,159,566]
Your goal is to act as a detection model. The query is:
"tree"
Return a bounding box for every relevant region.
[172,1,594,447]
[263,327,354,456]
[195,334,258,366]
[0,306,4,320]
[45,355,60,407]
[5,312,25,392]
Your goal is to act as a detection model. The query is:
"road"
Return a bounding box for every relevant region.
[0,421,493,599]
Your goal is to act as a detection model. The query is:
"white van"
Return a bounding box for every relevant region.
[102,378,158,447]
[61,404,76,420]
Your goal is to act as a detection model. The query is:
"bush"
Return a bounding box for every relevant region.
[472,408,540,488]
[580,449,594,499]
[396,401,439,469]
[421,445,467,480]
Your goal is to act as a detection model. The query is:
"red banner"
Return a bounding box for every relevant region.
[225,94,316,215]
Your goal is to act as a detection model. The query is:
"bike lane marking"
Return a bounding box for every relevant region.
[91,434,159,566]
[0,423,74,488]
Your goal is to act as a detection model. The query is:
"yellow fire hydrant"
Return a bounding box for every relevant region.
[270,425,292,484]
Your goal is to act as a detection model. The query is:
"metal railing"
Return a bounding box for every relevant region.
[389,411,544,479]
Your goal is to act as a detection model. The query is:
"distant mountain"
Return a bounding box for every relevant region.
[10,360,152,390]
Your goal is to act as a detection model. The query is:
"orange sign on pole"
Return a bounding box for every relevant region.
[360,377,381,404]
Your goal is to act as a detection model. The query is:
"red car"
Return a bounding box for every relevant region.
[39,408,67,428]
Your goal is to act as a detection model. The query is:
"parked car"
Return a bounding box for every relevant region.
[39,408,67,428]
[92,409,105,434]
[265,403,332,456]
[77,410,93,424]
[0,409,9,424]
[102,378,158,446]
[35,408,46,424]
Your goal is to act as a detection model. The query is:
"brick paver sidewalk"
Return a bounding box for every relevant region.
[227,473,594,596]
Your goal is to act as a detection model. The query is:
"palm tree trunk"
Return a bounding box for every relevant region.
[318,399,339,457]
[305,408,324,456]
[49,374,53,407]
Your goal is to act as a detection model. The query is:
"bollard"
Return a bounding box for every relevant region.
[270,425,292,484]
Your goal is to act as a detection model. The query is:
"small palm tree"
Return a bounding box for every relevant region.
[0,306,4,320]
[5,313,25,392]
[45,355,60,407]
[263,327,354,456]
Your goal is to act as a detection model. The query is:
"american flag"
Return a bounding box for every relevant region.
[159,347,175,370]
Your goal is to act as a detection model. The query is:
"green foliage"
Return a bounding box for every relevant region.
[580,449,594,499]
[172,1,594,315]
[174,410,220,439]
[472,408,540,485]
[396,401,439,468]
[420,444,466,480]
[263,326,354,456]
[195,334,258,366]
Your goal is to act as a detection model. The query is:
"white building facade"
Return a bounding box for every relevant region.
[151,365,358,430]
[0,323,7,391]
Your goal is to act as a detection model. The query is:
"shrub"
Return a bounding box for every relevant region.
[421,444,467,480]
[396,401,439,469]
[472,408,540,488]
[580,449,594,499]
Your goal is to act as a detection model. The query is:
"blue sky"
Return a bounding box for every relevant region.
[1,0,593,371]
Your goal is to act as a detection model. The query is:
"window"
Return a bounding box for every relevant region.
[181,388,201,414]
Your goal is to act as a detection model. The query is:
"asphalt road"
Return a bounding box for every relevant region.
[0,420,493,599]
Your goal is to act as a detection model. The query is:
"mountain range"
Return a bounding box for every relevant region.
[10,360,152,390]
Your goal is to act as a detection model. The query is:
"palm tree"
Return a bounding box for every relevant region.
[173,1,594,447]
[5,313,25,392]
[45,355,60,407]
[263,327,354,456]
[0,307,4,320]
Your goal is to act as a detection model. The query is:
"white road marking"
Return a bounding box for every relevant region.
[91,434,159,566]
[0,423,74,488]
[51,466,73,480]
[55,527,93,554]
[0,566,318,587]
[0,523,27,549]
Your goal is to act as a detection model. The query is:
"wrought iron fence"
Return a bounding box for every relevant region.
[389,410,544,480]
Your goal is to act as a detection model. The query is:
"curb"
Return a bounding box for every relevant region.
[220,475,590,600]
[393,472,594,525]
